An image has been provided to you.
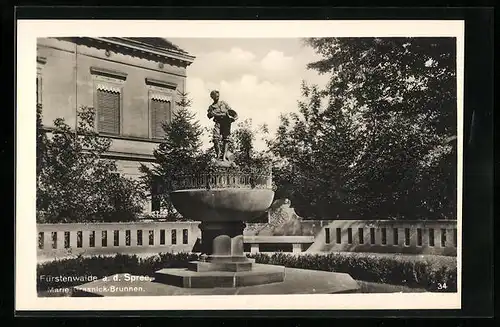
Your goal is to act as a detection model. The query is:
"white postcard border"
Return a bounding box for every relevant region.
[16,19,464,311]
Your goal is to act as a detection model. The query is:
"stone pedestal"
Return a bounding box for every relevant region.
[154,220,285,288]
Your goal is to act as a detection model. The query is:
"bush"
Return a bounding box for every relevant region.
[37,252,457,292]
[37,105,146,223]
[248,252,457,292]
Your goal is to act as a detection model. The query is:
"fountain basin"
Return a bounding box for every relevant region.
[170,188,274,222]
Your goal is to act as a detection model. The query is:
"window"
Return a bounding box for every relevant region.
[393,228,399,245]
[358,228,364,244]
[38,232,44,249]
[96,87,121,135]
[325,228,330,244]
[182,229,189,244]
[36,56,46,106]
[137,230,143,246]
[417,228,423,246]
[347,228,353,244]
[441,229,447,247]
[160,229,165,245]
[429,228,435,246]
[91,67,126,135]
[171,230,177,244]
[150,95,172,139]
[404,228,410,246]
[336,228,341,244]
[370,228,375,244]
[151,176,162,212]
[36,73,42,106]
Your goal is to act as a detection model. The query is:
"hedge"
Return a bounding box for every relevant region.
[37,252,457,292]
[248,252,457,292]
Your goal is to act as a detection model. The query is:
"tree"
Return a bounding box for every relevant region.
[140,91,208,219]
[230,118,272,172]
[270,37,457,220]
[269,83,362,219]
[36,105,146,223]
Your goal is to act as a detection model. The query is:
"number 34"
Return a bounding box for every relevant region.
[437,282,448,290]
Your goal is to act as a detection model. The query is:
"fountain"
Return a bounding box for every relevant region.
[153,165,286,288]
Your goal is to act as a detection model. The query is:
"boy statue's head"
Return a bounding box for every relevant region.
[210,90,220,102]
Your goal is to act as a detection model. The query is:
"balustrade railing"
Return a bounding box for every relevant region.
[172,168,273,191]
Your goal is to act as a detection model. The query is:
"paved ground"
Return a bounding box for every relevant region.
[38,279,426,297]
[41,265,360,296]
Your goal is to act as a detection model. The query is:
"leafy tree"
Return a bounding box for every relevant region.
[36,106,146,223]
[231,118,272,172]
[270,37,457,220]
[269,83,362,219]
[140,91,208,219]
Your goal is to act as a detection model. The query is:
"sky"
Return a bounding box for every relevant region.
[168,38,330,151]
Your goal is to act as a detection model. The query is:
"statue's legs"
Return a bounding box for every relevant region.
[213,139,221,159]
[212,122,222,159]
[221,140,228,161]
[220,121,231,161]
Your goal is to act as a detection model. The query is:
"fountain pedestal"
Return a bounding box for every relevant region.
[154,218,286,288]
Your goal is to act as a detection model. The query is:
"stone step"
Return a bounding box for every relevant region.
[188,261,253,272]
[154,264,285,288]
[205,255,254,263]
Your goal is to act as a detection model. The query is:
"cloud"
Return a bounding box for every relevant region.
[260,50,294,72]
[184,43,330,151]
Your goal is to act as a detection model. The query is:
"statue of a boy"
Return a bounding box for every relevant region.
[207,90,238,161]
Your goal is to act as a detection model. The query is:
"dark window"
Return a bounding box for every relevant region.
[77,231,83,248]
[336,228,341,244]
[149,230,154,245]
[381,228,387,245]
[160,229,165,245]
[125,230,131,246]
[101,231,107,247]
[89,231,95,247]
[429,228,435,246]
[151,176,162,212]
[97,89,120,134]
[370,228,375,244]
[52,232,57,249]
[417,228,422,246]
[137,230,143,246]
[114,230,119,246]
[151,98,171,139]
[393,228,399,245]
[404,228,410,246]
[358,228,364,244]
[64,232,70,248]
[171,230,177,244]
[441,229,447,247]
[183,229,189,244]
[38,232,44,249]
[347,228,352,244]
[325,228,330,244]
[36,74,42,105]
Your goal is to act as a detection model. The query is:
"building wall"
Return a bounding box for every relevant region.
[37,37,190,213]
[37,37,186,140]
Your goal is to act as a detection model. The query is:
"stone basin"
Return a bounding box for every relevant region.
[170,188,275,222]
[157,170,281,288]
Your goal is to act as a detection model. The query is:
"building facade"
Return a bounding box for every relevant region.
[36,37,195,213]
